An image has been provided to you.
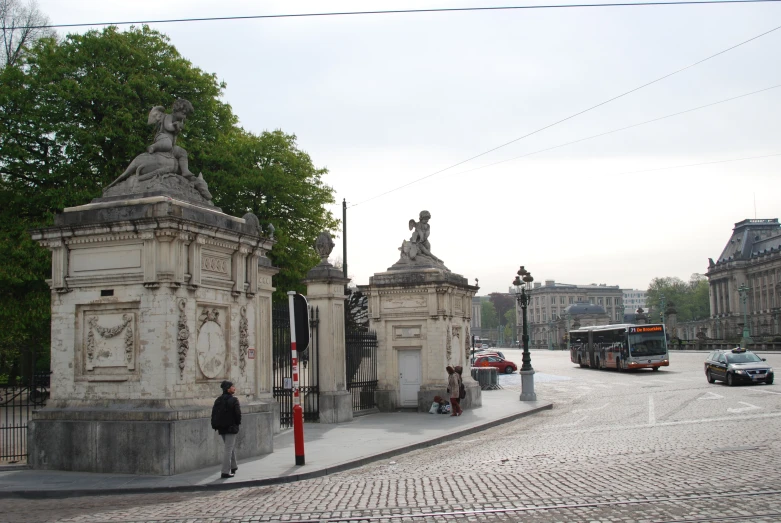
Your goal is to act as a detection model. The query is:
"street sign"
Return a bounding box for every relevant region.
[293,293,310,354]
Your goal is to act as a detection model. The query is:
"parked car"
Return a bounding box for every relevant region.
[474,350,505,359]
[473,355,517,374]
[704,347,774,386]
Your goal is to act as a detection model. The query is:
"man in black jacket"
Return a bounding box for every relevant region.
[212,380,241,478]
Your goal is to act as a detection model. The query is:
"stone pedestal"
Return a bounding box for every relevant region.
[303,258,352,423]
[359,268,479,412]
[519,369,537,401]
[29,196,279,475]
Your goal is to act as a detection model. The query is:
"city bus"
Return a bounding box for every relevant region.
[569,324,669,371]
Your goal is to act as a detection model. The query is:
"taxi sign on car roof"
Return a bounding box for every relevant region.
[731,347,746,353]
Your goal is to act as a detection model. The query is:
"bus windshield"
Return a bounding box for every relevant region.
[628,333,667,357]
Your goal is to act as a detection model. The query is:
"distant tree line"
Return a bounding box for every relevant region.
[646,274,710,324]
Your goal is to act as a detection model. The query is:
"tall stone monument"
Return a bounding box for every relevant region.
[29,100,279,475]
[358,211,480,412]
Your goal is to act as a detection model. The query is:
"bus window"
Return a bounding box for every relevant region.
[628,331,667,357]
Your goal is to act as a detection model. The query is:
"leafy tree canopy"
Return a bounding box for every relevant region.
[0,25,337,359]
[646,274,710,324]
[481,300,499,330]
[489,292,515,326]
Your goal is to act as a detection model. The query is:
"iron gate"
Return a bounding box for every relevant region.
[346,328,378,412]
[1,347,50,463]
[272,303,319,428]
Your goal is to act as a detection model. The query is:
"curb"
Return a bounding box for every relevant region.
[0,402,552,499]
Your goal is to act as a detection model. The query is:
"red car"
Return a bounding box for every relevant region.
[473,355,517,374]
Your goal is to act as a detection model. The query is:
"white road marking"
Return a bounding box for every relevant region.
[727,402,761,413]
[755,388,781,395]
[648,396,656,426]
[698,391,724,401]
[573,403,610,413]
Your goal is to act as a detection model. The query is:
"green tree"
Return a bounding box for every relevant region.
[0,26,337,364]
[207,128,337,295]
[646,274,710,323]
[481,300,499,330]
[489,292,514,326]
[503,308,517,343]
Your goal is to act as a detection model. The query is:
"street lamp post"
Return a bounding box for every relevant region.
[513,266,536,401]
[659,294,666,325]
[738,284,751,347]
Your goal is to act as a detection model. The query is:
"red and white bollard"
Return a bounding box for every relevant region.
[287,291,305,466]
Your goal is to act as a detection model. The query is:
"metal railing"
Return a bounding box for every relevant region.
[272,303,320,428]
[1,368,50,463]
[346,328,378,412]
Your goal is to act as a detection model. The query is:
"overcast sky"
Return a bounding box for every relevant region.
[36,0,781,295]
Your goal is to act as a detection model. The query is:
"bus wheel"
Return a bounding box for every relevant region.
[595,357,600,369]
[652,367,660,372]
[578,356,585,368]
[616,358,622,372]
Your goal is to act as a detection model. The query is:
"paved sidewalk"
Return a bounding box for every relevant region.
[0,389,551,498]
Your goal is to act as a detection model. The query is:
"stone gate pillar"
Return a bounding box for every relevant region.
[357,210,480,412]
[303,232,352,423]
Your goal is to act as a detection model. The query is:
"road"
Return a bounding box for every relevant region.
[4,350,781,522]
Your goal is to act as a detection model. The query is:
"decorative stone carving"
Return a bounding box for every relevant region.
[202,255,230,274]
[389,210,449,271]
[465,327,471,360]
[314,231,335,262]
[242,212,261,236]
[85,313,135,371]
[446,326,452,361]
[177,300,190,378]
[101,99,215,208]
[239,306,249,374]
[196,307,226,379]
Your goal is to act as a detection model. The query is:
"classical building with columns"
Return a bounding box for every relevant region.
[701,218,781,340]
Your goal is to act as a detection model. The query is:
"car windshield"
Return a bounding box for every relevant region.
[726,352,763,364]
[628,333,667,357]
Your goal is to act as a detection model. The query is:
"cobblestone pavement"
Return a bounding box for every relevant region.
[4,351,781,522]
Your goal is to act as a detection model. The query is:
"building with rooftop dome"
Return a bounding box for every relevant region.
[517,280,623,349]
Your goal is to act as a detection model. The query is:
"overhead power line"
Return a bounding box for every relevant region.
[350,23,781,207]
[12,0,781,30]
[448,83,781,176]
[609,152,781,176]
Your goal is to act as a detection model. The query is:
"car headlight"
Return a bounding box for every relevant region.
[733,369,746,375]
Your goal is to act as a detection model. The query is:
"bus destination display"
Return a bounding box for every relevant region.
[628,326,663,334]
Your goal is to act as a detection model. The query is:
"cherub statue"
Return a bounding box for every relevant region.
[400,210,443,263]
[105,99,212,201]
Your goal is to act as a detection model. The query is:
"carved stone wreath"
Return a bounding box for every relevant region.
[86,314,134,369]
[446,326,452,362]
[177,299,190,378]
[239,306,249,374]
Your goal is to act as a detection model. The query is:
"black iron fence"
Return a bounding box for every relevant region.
[1,347,50,463]
[346,328,378,412]
[272,303,320,428]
